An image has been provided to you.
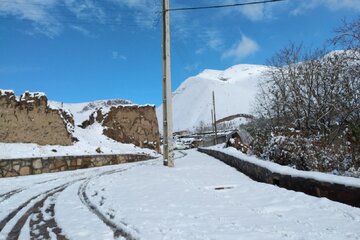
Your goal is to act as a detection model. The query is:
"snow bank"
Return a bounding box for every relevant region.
[206,145,360,188]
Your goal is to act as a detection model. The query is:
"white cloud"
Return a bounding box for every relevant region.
[184,62,199,72]
[171,11,193,40]
[0,0,157,37]
[0,0,105,37]
[0,0,62,37]
[222,35,259,60]
[238,4,266,21]
[195,48,205,55]
[64,0,105,22]
[218,0,273,21]
[109,0,161,29]
[70,25,92,37]
[112,51,127,61]
[206,30,223,51]
[186,29,223,53]
[220,0,360,21]
[291,0,360,15]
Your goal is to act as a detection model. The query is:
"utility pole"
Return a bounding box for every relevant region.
[211,109,215,145]
[212,91,218,145]
[162,0,174,167]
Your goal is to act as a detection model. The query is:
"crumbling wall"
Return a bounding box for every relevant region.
[102,105,160,152]
[0,90,74,146]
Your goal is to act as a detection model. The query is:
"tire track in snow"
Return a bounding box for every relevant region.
[77,157,188,240]
[176,150,188,159]
[0,193,40,233]
[78,168,138,240]
[0,189,23,204]
[1,158,156,239]
[0,177,85,239]
[76,155,183,239]
[0,178,59,204]
[5,184,70,240]
[29,192,69,240]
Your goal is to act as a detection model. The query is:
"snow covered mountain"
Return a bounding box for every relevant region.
[49,99,133,126]
[156,64,269,132]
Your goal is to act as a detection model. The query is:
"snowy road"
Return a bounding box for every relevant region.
[1,150,360,240]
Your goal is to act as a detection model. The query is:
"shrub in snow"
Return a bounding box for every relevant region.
[249,18,360,177]
[247,120,359,176]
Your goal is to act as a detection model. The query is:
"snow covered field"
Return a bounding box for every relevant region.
[1,150,359,239]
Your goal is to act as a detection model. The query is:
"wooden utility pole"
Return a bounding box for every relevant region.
[162,0,174,167]
[212,91,218,145]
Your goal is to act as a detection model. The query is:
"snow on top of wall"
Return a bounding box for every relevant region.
[0,89,47,103]
[208,145,360,188]
[20,91,46,100]
[0,89,15,96]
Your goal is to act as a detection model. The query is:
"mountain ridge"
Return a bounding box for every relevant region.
[157,64,269,133]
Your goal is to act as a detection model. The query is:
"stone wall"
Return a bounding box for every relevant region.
[0,90,74,146]
[0,154,153,178]
[198,148,360,208]
[82,105,160,152]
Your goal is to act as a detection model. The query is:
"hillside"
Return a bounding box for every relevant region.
[156,64,269,133]
[49,99,133,126]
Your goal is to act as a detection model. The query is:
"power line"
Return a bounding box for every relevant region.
[167,0,285,12]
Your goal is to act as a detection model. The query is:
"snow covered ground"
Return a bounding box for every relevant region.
[1,150,359,239]
[0,123,158,159]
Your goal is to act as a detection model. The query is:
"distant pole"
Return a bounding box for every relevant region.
[162,0,174,167]
[212,91,218,145]
[211,109,215,145]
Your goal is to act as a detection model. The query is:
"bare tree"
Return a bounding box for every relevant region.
[254,40,360,172]
[331,17,360,60]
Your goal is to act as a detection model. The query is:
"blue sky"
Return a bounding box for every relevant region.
[0,0,359,106]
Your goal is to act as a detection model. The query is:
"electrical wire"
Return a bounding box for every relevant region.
[167,0,285,12]
[0,0,286,29]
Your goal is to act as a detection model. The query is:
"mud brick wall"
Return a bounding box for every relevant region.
[198,148,360,208]
[0,90,74,146]
[95,105,160,152]
[0,154,154,178]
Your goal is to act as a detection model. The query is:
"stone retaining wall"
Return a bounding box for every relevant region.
[198,148,360,208]
[0,154,154,178]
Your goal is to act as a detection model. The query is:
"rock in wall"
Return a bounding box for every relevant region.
[100,105,160,152]
[0,90,74,146]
